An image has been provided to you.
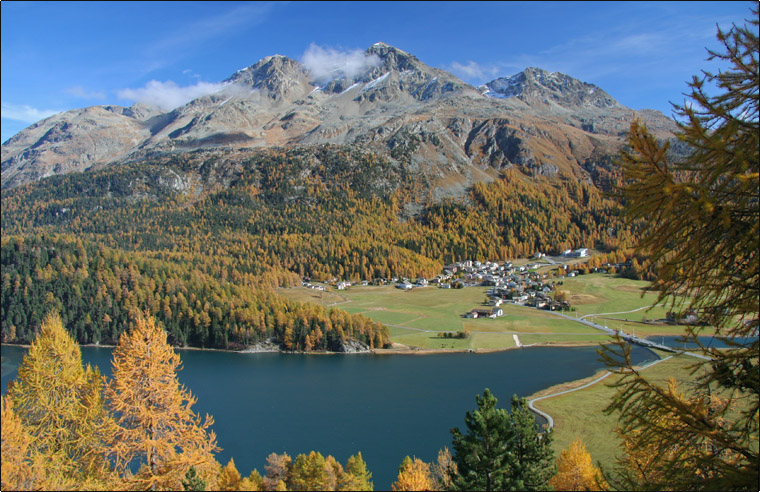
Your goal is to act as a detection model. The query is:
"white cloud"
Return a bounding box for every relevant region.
[117,80,227,111]
[301,44,381,82]
[1,101,61,123]
[65,86,107,100]
[449,61,503,83]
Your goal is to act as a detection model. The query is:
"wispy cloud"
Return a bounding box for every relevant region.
[65,86,107,100]
[143,3,276,72]
[117,80,226,111]
[497,12,734,83]
[301,44,381,82]
[1,101,61,123]
[449,61,503,82]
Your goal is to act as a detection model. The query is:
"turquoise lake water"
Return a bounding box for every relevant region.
[1,344,658,489]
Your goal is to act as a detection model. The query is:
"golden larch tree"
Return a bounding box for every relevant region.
[218,457,243,491]
[5,311,117,490]
[548,439,606,491]
[603,7,758,490]
[392,456,434,491]
[106,315,220,490]
[1,395,42,490]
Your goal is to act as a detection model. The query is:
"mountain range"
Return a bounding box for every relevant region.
[1,42,678,194]
[1,42,682,351]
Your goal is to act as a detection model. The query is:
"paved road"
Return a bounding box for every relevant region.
[528,356,674,429]
[548,310,712,360]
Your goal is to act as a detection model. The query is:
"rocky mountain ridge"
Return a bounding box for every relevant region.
[1,42,679,194]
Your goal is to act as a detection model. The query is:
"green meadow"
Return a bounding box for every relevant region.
[277,273,694,350]
[527,353,705,473]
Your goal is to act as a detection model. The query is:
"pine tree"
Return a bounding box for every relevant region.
[501,395,555,490]
[106,315,220,490]
[5,311,117,489]
[450,389,510,491]
[603,6,759,491]
[450,390,555,491]
[182,466,207,491]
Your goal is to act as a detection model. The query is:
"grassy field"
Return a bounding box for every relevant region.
[557,274,670,319]
[527,353,704,473]
[276,274,697,350]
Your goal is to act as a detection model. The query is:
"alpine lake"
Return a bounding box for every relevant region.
[1,343,658,489]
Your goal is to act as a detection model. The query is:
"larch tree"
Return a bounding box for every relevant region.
[288,451,331,491]
[548,438,606,491]
[106,315,220,490]
[1,395,41,491]
[430,447,457,491]
[239,469,265,491]
[391,456,435,491]
[601,6,759,491]
[5,311,118,490]
[218,457,243,491]
[263,452,292,491]
[340,452,374,491]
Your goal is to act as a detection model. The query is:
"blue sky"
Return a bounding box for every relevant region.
[1,1,753,143]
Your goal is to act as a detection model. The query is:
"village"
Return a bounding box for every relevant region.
[299,248,639,320]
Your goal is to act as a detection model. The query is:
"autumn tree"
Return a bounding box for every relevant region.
[603,6,759,491]
[392,455,435,491]
[1,395,42,491]
[5,311,117,490]
[450,390,555,491]
[430,447,457,491]
[263,452,292,491]
[548,438,606,491]
[240,469,265,491]
[340,452,374,491]
[218,458,243,490]
[106,315,220,490]
[288,451,332,491]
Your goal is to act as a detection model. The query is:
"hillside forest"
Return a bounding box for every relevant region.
[1,145,640,349]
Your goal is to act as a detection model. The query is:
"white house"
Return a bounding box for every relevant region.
[397,282,413,290]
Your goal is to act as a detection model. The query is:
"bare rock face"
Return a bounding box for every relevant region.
[1,43,679,193]
[480,67,621,110]
[1,106,153,189]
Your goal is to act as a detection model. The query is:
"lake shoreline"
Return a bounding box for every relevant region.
[2,340,607,356]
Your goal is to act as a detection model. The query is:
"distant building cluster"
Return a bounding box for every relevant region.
[306,251,602,318]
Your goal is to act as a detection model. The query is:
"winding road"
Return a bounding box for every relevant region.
[528,356,674,429]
